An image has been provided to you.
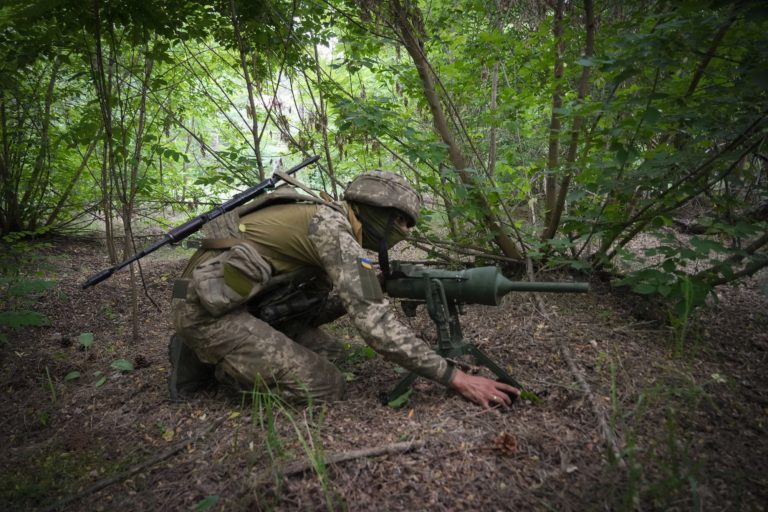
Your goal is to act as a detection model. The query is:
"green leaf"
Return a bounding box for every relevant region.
[575,57,596,67]
[641,106,661,125]
[520,390,541,402]
[632,283,657,295]
[8,279,55,296]
[690,237,727,255]
[65,371,81,381]
[111,359,134,372]
[361,346,376,359]
[95,376,107,387]
[0,311,50,328]
[194,495,220,512]
[79,332,94,348]
[387,388,413,409]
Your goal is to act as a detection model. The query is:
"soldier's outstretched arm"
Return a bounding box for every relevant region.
[307,207,454,386]
[307,206,521,408]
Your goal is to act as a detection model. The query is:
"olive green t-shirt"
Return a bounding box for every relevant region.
[240,203,328,274]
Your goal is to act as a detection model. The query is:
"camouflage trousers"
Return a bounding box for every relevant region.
[172,296,346,402]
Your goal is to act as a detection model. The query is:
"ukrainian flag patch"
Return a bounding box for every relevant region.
[357,257,383,301]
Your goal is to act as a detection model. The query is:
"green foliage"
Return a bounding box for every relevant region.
[0,311,50,329]
[78,332,94,349]
[0,240,54,343]
[110,359,134,372]
[194,495,220,512]
[386,388,412,409]
[243,382,341,510]
[610,368,728,510]
[0,0,764,319]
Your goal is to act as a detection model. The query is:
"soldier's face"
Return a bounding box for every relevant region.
[395,214,410,232]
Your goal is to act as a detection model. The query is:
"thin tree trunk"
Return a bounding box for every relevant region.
[388,0,522,260]
[230,0,264,180]
[542,0,594,241]
[91,0,118,262]
[488,62,499,177]
[543,0,565,231]
[0,91,15,234]
[22,59,61,227]
[100,137,117,262]
[45,132,101,227]
[314,44,338,199]
[440,165,459,239]
[122,49,154,344]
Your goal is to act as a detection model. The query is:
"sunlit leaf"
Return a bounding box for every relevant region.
[111,359,134,372]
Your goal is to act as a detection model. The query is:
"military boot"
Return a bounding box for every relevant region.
[168,334,215,400]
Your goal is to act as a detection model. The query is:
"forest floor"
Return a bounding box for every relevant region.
[1,237,767,511]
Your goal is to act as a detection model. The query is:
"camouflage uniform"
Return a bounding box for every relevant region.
[172,197,453,402]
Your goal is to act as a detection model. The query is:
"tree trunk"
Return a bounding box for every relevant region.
[90,0,118,262]
[388,0,522,260]
[45,132,100,227]
[314,44,338,199]
[543,0,565,231]
[230,0,265,180]
[488,61,499,177]
[542,0,594,241]
[22,59,61,229]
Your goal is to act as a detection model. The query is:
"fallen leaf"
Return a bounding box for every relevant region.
[493,432,518,456]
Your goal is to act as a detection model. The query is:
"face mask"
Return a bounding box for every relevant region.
[355,204,409,251]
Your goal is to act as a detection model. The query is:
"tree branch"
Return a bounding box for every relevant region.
[251,439,426,488]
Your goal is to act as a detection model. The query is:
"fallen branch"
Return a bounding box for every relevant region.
[525,259,625,468]
[44,417,225,512]
[252,439,426,487]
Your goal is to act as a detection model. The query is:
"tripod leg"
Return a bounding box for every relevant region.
[465,344,524,390]
[382,372,418,405]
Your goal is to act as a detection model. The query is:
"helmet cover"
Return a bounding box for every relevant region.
[343,170,421,227]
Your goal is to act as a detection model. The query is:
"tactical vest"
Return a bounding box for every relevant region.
[174,179,349,323]
[180,180,345,278]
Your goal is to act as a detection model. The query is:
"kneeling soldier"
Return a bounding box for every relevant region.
[169,170,518,408]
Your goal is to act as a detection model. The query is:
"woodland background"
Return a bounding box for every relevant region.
[1,0,767,510]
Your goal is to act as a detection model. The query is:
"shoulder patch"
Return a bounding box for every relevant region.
[357,257,384,302]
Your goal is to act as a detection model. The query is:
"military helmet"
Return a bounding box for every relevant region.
[343,170,421,227]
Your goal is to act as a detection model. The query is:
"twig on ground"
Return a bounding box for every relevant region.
[525,258,625,468]
[251,439,427,488]
[43,417,226,512]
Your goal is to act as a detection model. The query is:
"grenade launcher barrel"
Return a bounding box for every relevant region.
[384,262,589,306]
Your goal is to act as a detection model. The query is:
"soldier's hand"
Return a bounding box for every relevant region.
[448,369,520,409]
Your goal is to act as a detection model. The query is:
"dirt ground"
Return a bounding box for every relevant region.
[1,237,767,511]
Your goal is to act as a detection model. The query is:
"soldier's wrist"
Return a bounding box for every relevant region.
[439,364,456,387]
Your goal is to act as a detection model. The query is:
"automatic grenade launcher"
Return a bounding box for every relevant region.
[382,261,590,404]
